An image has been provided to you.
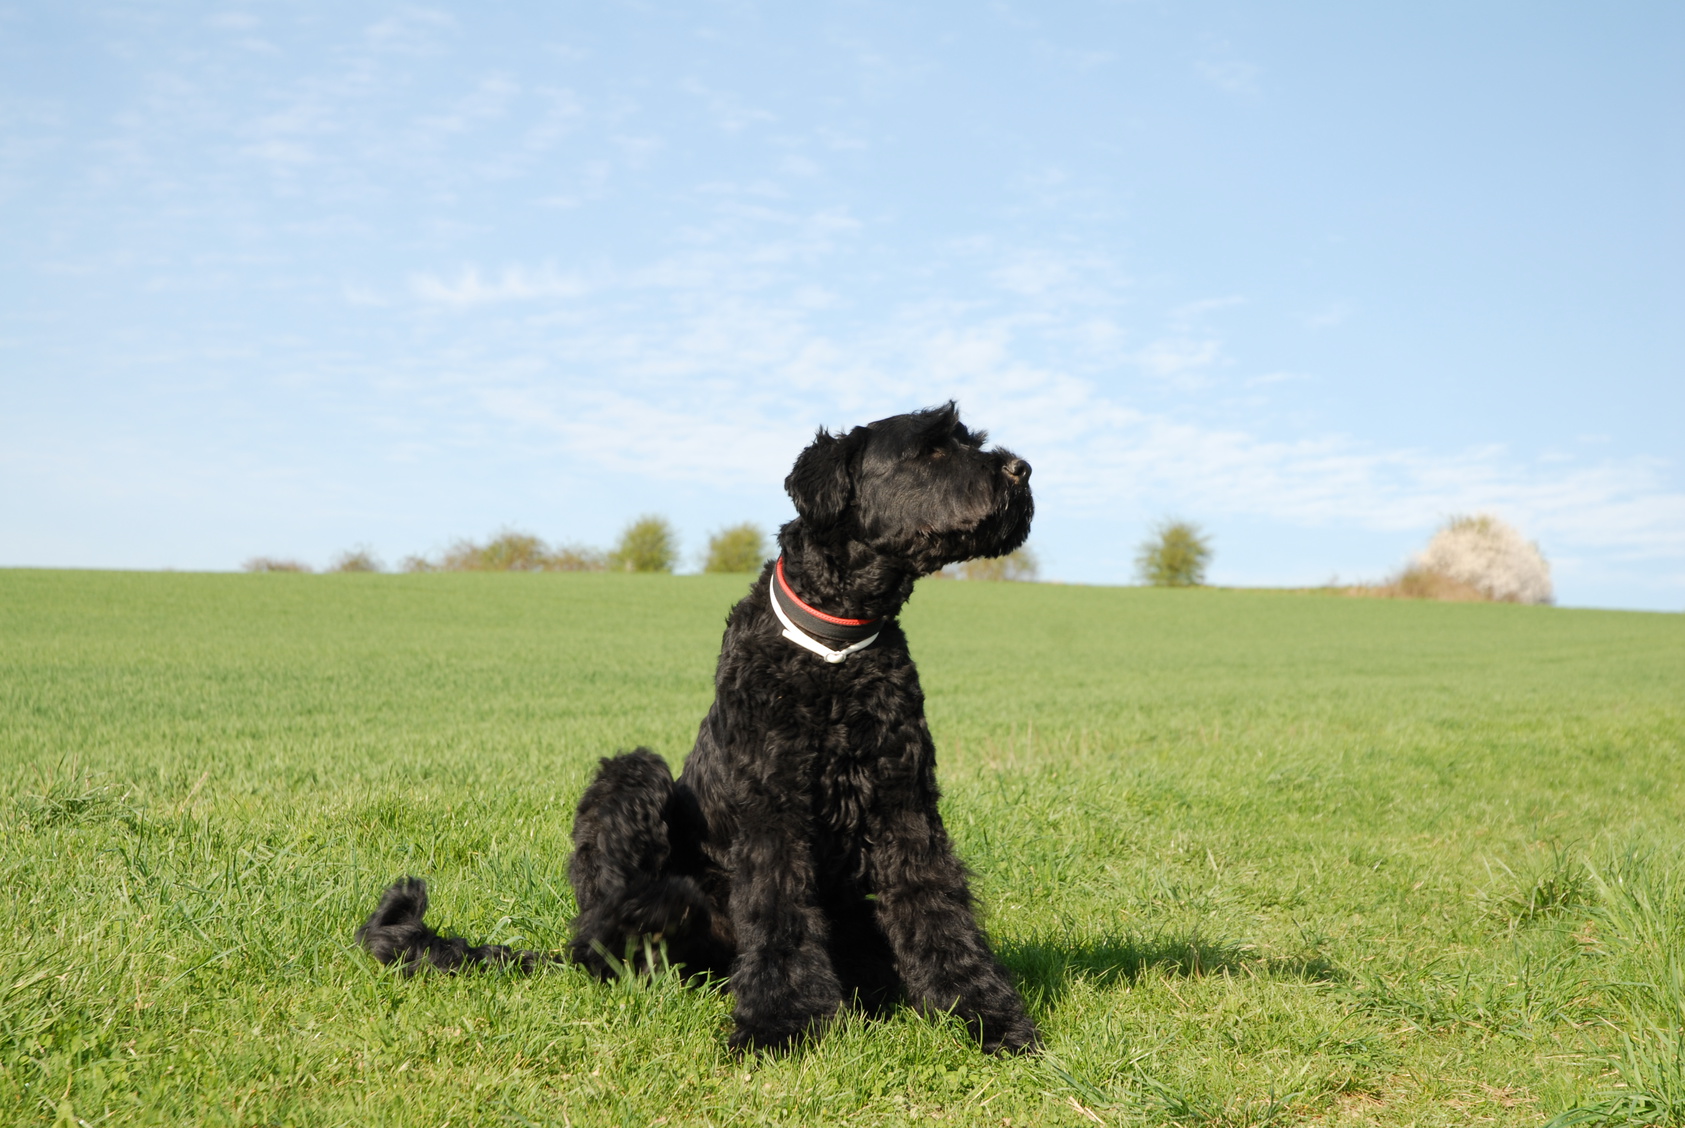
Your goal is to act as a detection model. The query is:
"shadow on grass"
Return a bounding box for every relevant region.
[1003,931,1341,1003]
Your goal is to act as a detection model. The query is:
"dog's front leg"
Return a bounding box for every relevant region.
[724,822,843,1054]
[868,807,1040,1053]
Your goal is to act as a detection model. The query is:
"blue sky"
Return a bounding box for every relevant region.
[3,2,1681,609]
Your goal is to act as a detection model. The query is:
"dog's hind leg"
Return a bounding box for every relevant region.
[567,748,713,978]
[357,877,561,973]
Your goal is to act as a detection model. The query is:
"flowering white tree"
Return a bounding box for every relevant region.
[1414,515,1553,604]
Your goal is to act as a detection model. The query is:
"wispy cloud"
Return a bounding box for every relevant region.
[416,74,519,135]
[471,384,809,484]
[990,252,1078,297]
[205,10,278,54]
[1196,46,1262,96]
[206,12,260,31]
[365,8,457,57]
[1049,419,1685,561]
[410,265,589,306]
[1246,371,1312,388]
[1170,296,1246,323]
[1303,302,1353,329]
[379,252,1685,577]
[8,3,1678,605]
[341,283,388,307]
[1134,337,1223,387]
[680,80,777,134]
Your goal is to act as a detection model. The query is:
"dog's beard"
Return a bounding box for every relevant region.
[899,484,1033,575]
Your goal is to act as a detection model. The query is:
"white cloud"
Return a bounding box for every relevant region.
[1196,54,1262,96]
[365,8,457,56]
[471,385,808,484]
[1170,296,1245,324]
[380,252,1685,575]
[611,134,665,166]
[778,155,822,178]
[1135,337,1222,386]
[990,254,1074,297]
[1041,418,1685,563]
[241,139,316,165]
[410,265,589,306]
[1303,302,1352,329]
[342,283,387,307]
[504,368,1682,570]
[680,80,777,134]
[416,75,519,135]
[1245,371,1311,388]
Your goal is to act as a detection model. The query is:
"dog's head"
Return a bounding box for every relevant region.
[784,402,1033,574]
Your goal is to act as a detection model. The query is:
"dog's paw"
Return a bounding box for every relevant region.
[567,938,620,981]
[726,1014,825,1057]
[979,1015,1041,1056]
[727,1027,793,1058]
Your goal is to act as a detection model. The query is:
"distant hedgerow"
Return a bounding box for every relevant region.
[1135,519,1212,587]
[937,546,1039,581]
[609,516,678,573]
[1355,566,1489,603]
[443,531,553,572]
[703,523,768,574]
[406,530,606,573]
[547,545,608,571]
[328,547,383,573]
[243,557,313,574]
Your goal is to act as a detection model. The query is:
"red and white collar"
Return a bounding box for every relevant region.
[770,557,883,663]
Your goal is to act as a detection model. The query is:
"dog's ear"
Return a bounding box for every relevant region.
[785,426,867,528]
[917,400,960,440]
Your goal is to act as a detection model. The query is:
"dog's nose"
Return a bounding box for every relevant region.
[1003,457,1031,483]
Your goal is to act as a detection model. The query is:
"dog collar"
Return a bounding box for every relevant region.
[771,557,882,663]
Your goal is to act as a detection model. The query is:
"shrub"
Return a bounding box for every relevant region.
[1413,514,1552,604]
[243,557,313,574]
[609,516,678,573]
[547,544,610,572]
[940,546,1039,581]
[407,531,605,573]
[704,523,768,574]
[1352,565,1489,602]
[441,531,552,572]
[1135,519,1212,587]
[328,547,382,573]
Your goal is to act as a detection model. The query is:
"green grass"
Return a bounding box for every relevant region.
[2,570,1682,1126]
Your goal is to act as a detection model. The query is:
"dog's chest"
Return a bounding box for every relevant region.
[702,622,934,858]
[802,665,932,844]
[811,720,882,836]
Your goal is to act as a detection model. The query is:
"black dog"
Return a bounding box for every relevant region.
[359,403,1039,1054]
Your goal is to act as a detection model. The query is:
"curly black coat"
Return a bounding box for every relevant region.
[359,402,1039,1055]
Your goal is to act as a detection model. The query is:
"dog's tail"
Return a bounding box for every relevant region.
[567,748,713,979]
[356,876,562,974]
[355,748,711,979]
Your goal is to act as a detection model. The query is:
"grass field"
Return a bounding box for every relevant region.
[3,569,1683,1127]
